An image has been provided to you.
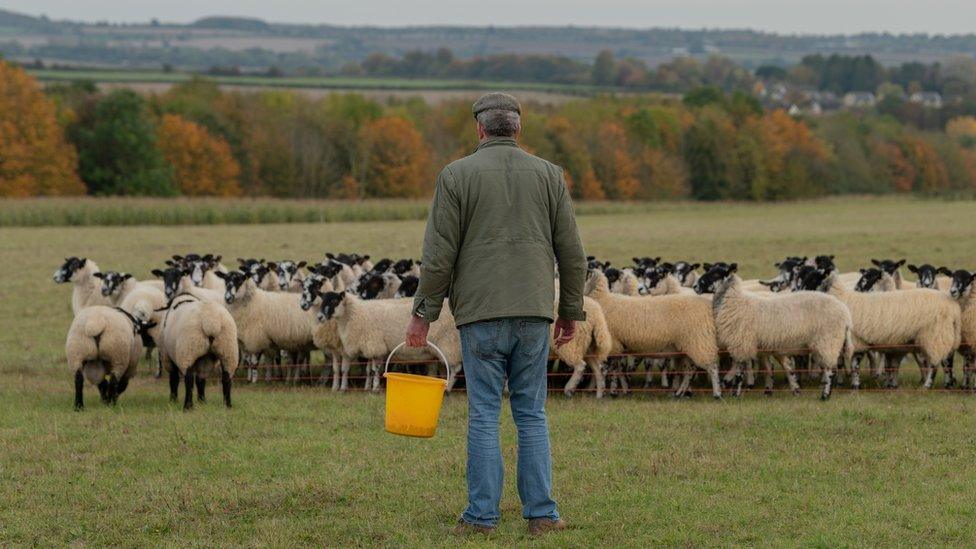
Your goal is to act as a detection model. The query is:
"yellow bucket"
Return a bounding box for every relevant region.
[382,341,451,438]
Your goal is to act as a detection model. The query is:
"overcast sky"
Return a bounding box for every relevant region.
[4,0,975,35]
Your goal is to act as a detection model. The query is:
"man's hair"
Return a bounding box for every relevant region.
[476,108,521,137]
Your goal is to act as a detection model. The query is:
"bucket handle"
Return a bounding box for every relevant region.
[384,341,451,382]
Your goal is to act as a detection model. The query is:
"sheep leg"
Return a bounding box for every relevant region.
[660,359,671,389]
[781,356,800,395]
[331,352,341,390]
[707,364,722,399]
[922,356,936,389]
[97,378,110,403]
[339,355,351,392]
[116,376,129,397]
[371,359,383,393]
[169,366,180,402]
[819,358,835,401]
[744,360,756,388]
[942,354,956,389]
[962,348,975,391]
[587,358,605,399]
[154,351,163,379]
[731,362,745,397]
[761,356,774,395]
[564,361,586,397]
[221,368,233,408]
[196,376,206,403]
[674,358,693,398]
[74,369,84,411]
[850,355,862,390]
[869,351,883,379]
[183,366,196,411]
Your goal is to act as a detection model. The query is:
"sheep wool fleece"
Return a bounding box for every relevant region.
[413,137,587,327]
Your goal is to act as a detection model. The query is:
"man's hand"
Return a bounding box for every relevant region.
[553,317,576,347]
[406,315,430,347]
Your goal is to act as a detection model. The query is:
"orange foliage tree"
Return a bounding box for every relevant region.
[593,121,640,199]
[356,116,431,198]
[156,113,242,196]
[0,61,84,197]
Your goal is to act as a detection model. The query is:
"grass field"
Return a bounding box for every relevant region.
[27,68,602,95]
[2,197,976,545]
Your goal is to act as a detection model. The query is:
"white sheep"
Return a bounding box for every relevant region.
[53,257,112,315]
[215,270,316,385]
[553,296,611,398]
[157,294,239,410]
[94,271,165,305]
[946,269,976,390]
[66,305,156,409]
[696,264,853,400]
[268,260,308,292]
[314,291,462,393]
[298,275,344,389]
[798,269,961,390]
[584,269,722,398]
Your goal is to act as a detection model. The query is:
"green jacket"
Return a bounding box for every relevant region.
[412,137,587,327]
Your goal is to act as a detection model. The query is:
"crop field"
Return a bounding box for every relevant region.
[2,196,976,545]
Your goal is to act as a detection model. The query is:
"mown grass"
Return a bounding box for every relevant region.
[3,196,976,545]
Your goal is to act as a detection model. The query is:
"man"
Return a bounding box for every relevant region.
[405,92,587,536]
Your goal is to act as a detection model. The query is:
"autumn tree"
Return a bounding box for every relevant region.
[157,114,242,196]
[0,61,84,197]
[356,116,431,198]
[70,89,175,195]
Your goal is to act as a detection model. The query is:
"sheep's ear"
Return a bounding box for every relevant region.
[237,258,247,264]
[165,259,176,267]
[727,263,738,274]
[871,259,881,266]
[908,264,918,273]
[630,257,638,263]
[703,263,713,271]
[215,272,228,280]
[774,262,782,268]
[93,272,105,279]
[325,253,335,259]
[297,261,307,269]
[202,254,213,261]
[895,259,906,268]
[828,255,835,260]
[859,268,867,274]
[122,273,132,280]
[758,280,773,287]
[801,256,808,262]
[362,255,370,261]
[213,255,221,263]
[151,269,164,278]
[172,255,183,261]
[690,263,700,270]
[267,262,278,270]
[937,267,953,276]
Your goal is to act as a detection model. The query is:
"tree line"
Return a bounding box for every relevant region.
[2,60,976,201]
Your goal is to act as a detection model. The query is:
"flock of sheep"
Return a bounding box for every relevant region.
[54,250,976,410]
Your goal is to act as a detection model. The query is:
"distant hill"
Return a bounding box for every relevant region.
[1,7,974,71]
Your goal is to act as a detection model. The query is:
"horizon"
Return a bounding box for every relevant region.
[4,1,976,36]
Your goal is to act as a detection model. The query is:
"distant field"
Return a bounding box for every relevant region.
[3,196,976,545]
[27,68,602,97]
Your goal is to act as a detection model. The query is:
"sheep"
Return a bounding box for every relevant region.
[695,263,853,400]
[395,275,420,298]
[66,306,156,410]
[356,271,403,300]
[641,264,693,296]
[314,291,463,393]
[94,271,165,305]
[157,294,239,410]
[391,258,421,278]
[171,254,226,292]
[609,267,641,296]
[151,266,223,303]
[584,268,722,398]
[216,270,316,385]
[298,275,344,389]
[319,256,357,290]
[671,261,701,288]
[946,269,976,390]
[554,296,612,398]
[53,257,112,314]
[268,260,308,293]
[855,266,958,385]
[797,269,961,390]
[117,282,168,376]
[237,258,277,291]
[910,264,953,291]
[758,256,807,292]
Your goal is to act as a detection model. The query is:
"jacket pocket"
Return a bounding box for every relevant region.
[518,318,550,359]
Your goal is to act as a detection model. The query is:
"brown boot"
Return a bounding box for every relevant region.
[528,518,568,536]
[453,519,495,536]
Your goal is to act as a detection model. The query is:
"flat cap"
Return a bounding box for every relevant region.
[472,92,521,119]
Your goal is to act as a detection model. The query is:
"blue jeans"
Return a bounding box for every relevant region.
[458,317,559,527]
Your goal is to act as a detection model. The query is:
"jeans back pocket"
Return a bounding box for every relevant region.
[518,318,550,358]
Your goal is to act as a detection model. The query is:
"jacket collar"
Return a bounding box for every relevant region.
[475,137,519,152]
